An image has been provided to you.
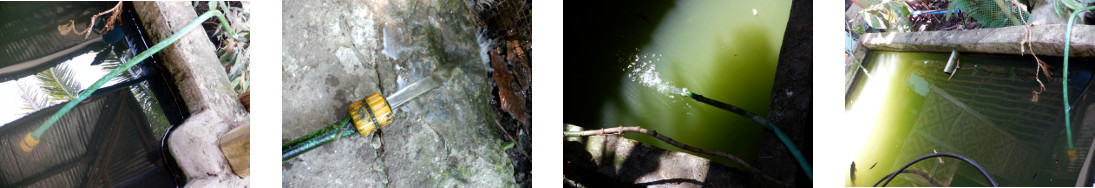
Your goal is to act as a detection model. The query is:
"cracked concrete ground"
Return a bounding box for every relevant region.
[281,0,515,187]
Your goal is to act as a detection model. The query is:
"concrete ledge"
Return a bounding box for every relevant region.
[860,24,1095,57]
[563,134,757,187]
[167,111,248,187]
[133,2,248,187]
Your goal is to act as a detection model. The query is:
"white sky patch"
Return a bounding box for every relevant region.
[0,52,113,126]
[70,52,113,88]
[0,81,26,126]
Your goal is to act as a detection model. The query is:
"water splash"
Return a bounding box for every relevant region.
[624,51,689,97]
[382,24,409,60]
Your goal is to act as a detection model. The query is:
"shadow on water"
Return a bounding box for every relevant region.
[563,0,675,128]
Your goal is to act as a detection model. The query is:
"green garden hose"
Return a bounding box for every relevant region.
[282,92,393,161]
[685,91,812,181]
[21,2,242,152]
[281,116,356,161]
[1063,5,1095,154]
[281,66,459,161]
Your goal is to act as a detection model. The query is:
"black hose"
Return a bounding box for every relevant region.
[874,153,996,187]
[689,93,771,126]
[688,92,812,180]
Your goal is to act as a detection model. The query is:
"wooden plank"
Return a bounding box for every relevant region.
[218,124,249,177]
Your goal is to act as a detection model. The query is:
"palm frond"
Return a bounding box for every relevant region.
[130,81,170,141]
[35,61,84,101]
[99,46,139,82]
[16,79,56,114]
[96,44,170,140]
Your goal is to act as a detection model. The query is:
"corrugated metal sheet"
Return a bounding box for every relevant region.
[0,2,116,82]
[0,89,175,187]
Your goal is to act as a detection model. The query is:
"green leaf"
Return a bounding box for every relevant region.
[35,61,83,101]
[219,49,234,66]
[239,76,249,93]
[1063,0,1084,12]
[502,142,515,150]
[864,12,886,29]
[1055,0,1066,18]
[228,52,246,78]
[946,0,959,21]
[231,76,242,89]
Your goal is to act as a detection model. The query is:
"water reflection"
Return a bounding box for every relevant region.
[565,0,792,169]
[846,52,1091,186]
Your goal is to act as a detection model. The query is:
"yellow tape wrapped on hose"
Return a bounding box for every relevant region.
[21,133,40,152]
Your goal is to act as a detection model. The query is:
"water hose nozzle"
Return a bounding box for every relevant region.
[348,92,394,137]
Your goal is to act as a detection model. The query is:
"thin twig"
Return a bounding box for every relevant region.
[1018,10,1049,98]
[564,125,792,187]
[495,119,517,143]
[948,59,959,80]
[68,1,123,39]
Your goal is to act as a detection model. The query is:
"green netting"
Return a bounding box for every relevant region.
[859,0,1030,31]
[950,0,1030,28]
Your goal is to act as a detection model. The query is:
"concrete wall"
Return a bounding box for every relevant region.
[133,2,249,187]
[860,25,1095,57]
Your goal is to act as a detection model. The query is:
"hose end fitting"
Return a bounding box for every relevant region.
[20,133,39,152]
[348,92,394,137]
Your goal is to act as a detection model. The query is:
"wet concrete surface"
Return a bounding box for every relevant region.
[562,125,759,187]
[756,0,812,186]
[860,25,1095,57]
[282,0,515,187]
[134,2,250,187]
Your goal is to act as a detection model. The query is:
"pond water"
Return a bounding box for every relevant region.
[564,0,792,168]
[845,51,1095,186]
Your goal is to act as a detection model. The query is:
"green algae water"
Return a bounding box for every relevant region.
[845,51,1095,186]
[564,0,791,169]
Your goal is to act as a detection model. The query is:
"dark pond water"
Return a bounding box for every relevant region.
[564,0,792,168]
[845,51,1095,186]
